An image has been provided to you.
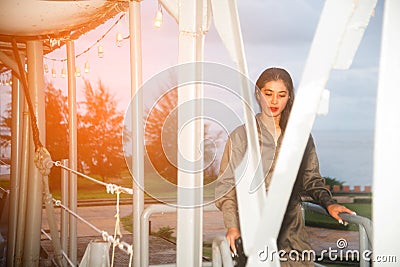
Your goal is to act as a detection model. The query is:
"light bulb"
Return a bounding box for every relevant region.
[84,61,90,73]
[98,45,104,58]
[154,4,163,28]
[44,63,49,73]
[116,32,123,47]
[52,68,56,78]
[75,67,81,77]
[61,68,66,78]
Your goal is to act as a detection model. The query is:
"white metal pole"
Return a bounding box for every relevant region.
[23,40,45,267]
[176,1,206,266]
[373,0,400,264]
[66,40,78,265]
[13,100,29,267]
[128,1,144,266]
[210,0,266,252]
[61,159,69,265]
[7,75,24,266]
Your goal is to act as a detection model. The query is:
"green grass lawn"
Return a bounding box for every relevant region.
[305,202,372,231]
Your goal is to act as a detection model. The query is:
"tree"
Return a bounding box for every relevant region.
[78,80,126,181]
[323,176,345,187]
[145,88,178,183]
[0,86,11,159]
[45,83,69,161]
[0,83,68,188]
[45,83,69,189]
[0,103,11,155]
[144,87,224,185]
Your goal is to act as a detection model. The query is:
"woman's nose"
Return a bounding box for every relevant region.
[271,94,278,104]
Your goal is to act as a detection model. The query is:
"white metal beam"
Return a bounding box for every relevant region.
[23,40,45,267]
[211,0,266,254]
[373,0,400,264]
[176,1,208,266]
[66,39,78,265]
[246,0,375,265]
[333,0,377,69]
[128,1,144,267]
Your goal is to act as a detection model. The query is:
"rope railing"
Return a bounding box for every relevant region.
[52,160,133,195]
[53,198,134,259]
[50,158,135,265]
[0,159,9,166]
[32,155,135,266]
[0,186,9,194]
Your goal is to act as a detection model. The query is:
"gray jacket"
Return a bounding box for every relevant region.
[215,114,335,263]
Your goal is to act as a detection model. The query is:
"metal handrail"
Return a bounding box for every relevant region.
[141,203,219,266]
[302,201,373,267]
[212,235,234,267]
[301,202,373,245]
[211,202,373,267]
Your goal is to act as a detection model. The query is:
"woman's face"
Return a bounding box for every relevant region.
[257,80,289,118]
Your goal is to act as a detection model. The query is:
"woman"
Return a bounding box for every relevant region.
[215,67,354,266]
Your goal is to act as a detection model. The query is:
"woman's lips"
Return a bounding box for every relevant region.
[270,107,278,112]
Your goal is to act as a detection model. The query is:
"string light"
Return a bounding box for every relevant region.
[61,67,66,78]
[84,61,90,73]
[154,3,163,28]
[98,45,104,58]
[45,13,126,63]
[116,32,123,47]
[42,12,132,77]
[75,67,81,77]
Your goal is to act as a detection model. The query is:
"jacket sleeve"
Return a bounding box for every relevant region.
[214,137,240,229]
[302,136,337,208]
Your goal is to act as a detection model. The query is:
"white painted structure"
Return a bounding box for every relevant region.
[0,0,399,266]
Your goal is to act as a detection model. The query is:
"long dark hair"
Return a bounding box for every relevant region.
[255,67,294,132]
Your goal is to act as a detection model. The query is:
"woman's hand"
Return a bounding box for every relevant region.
[327,203,356,225]
[226,227,241,254]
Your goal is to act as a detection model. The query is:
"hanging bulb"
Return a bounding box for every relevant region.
[61,67,66,78]
[52,68,56,78]
[9,79,13,85]
[116,32,123,47]
[154,3,163,28]
[98,45,104,58]
[44,63,49,73]
[84,61,90,73]
[75,67,81,77]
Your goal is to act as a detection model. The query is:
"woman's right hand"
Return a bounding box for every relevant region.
[226,227,241,254]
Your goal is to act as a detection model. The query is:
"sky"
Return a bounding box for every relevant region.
[38,0,384,133]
